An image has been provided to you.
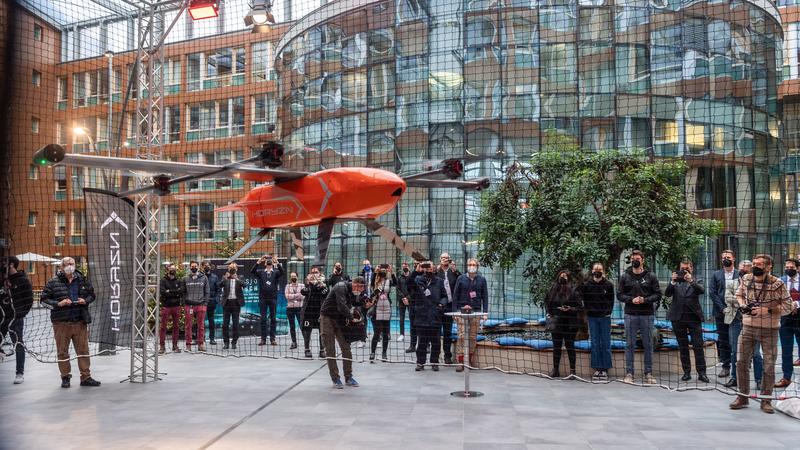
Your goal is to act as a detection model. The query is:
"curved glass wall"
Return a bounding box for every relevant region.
[275,0,787,312]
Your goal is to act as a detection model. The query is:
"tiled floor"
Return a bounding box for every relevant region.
[1,349,798,450]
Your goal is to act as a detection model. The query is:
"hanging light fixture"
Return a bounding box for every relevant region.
[188,0,219,20]
[244,0,275,33]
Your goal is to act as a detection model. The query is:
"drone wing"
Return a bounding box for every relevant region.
[405,178,490,192]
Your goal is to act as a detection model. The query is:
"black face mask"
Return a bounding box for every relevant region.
[752,267,765,277]
[722,259,733,268]
[631,260,641,269]
[334,267,341,274]
[424,272,434,279]
[291,277,298,282]
[190,268,198,274]
[168,270,176,276]
[204,268,211,274]
[786,269,798,278]
[403,268,409,273]
[558,278,568,285]
[592,272,602,279]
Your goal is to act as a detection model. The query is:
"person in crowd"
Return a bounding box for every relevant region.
[369,264,394,362]
[302,267,328,358]
[666,259,708,383]
[202,261,221,346]
[328,262,350,286]
[398,262,417,352]
[618,250,662,385]
[285,271,305,351]
[709,249,736,378]
[776,258,800,388]
[452,258,488,373]
[320,276,366,388]
[579,262,615,381]
[407,261,447,372]
[184,260,210,352]
[397,262,412,345]
[360,259,375,294]
[437,253,461,365]
[730,254,799,414]
[0,256,34,385]
[159,263,185,354]
[545,270,583,378]
[251,255,284,346]
[40,257,100,388]
[724,260,763,390]
[221,263,244,350]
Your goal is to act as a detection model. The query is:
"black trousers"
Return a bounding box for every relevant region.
[416,327,441,365]
[222,307,240,344]
[551,326,577,372]
[715,316,731,368]
[370,318,390,354]
[672,320,707,374]
[1,316,25,375]
[287,307,301,343]
[408,306,417,347]
[440,310,453,359]
[301,326,322,350]
[259,298,277,341]
[398,301,408,335]
[207,302,217,340]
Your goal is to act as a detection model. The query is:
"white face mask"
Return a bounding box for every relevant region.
[63,265,76,275]
[467,266,478,274]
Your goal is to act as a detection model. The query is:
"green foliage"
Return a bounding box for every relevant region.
[477,140,722,304]
[213,233,246,258]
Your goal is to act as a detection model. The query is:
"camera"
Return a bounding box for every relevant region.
[421,262,432,269]
[738,304,755,315]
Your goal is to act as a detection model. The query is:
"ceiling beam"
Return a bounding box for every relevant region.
[86,0,137,16]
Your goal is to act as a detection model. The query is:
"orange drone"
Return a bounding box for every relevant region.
[33,142,489,266]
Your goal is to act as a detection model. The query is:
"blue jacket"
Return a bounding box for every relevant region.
[205,270,222,305]
[406,271,447,328]
[709,269,738,318]
[452,273,488,312]
[251,263,284,300]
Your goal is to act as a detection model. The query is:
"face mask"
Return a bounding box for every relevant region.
[291,277,298,282]
[204,268,211,274]
[751,267,765,277]
[468,266,478,274]
[266,264,273,269]
[592,271,602,279]
[190,267,198,274]
[364,265,371,272]
[722,259,733,268]
[63,265,75,275]
[558,277,568,285]
[631,260,642,269]
[424,271,434,279]
[786,269,798,278]
[402,268,409,273]
[334,267,342,274]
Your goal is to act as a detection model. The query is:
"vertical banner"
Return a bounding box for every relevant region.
[84,188,136,348]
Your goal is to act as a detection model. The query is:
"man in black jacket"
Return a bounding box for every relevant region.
[617,250,662,384]
[202,261,222,346]
[320,277,366,388]
[328,262,350,287]
[159,264,185,354]
[437,253,461,364]
[251,254,284,346]
[221,263,245,350]
[408,261,448,372]
[40,257,101,388]
[708,249,736,378]
[666,259,708,382]
[1,256,34,384]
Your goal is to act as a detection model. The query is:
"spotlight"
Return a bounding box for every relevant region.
[244,0,275,31]
[188,0,219,20]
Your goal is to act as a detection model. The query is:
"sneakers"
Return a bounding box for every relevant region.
[397,335,405,342]
[794,358,800,366]
[14,373,24,384]
[223,343,230,350]
[332,378,344,389]
[644,373,657,385]
[198,344,206,352]
[270,339,278,346]
[172,346,181,353]
[345,377,359,387]
[80,377,101,387]
[592,370,608,381]
[381,352,387,361]
[210,339,217,345]
[370,353,376,363]
[61,376,71,388]
[290,342,298,350]
[415,364,424,371]
[624,373,634,384]
[717,367,730,378]
[304,349,312,358]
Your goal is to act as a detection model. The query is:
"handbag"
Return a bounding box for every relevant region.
[545,315,557,332]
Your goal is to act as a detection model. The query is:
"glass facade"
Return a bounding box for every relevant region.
[276,0,789,311]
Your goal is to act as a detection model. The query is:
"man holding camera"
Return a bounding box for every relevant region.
[328,262,350,287]
[730,254,799,413]
[40,257,100,388]
[320,276,366,388]
[251,254,284,346]
[408,261,448,371]
[437,253,461,364]
[666,259,708,383]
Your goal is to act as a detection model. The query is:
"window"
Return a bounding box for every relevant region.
[187,203,215,241]
[33,70,41,86]
[31,117,40,134]
[28,211,37,227]
[54,166,67,200]
[72,70,111,107]
[186,97,244,140]
[187,47,246,91]
[252,41,274,82]
[216,210,245,239]
[165,106,181,143]
[71,211,85,245]
[540,44,576,92]
[54,212,66,246]
[695,166,737,209]
[33,24,42,41]
[71,167,85,199]
[159,205,180,241]
[252,94,276,135]
[29,164,39,180]
[616,44,649,93]
[164,59,181,94]
[55,122,65,145]
[56,77,67,109]
[397,0,429,22]
[186,151,244,191]
[368,63,395,109]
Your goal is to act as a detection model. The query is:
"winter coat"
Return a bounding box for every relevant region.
[40,271,95,323]
[320,281,356,323]
[665,277,705,323]
[206,270,222,306]
[183,273,210,306]
[327,272,351,287]
[406,271,447,328]
[159,275,185,307]
[221,277,245,308]
[285,282,305,309]
[251,263,283,300]
[452,273,489,312]
[617,268,662,315]
[736,274,796,329]
[545,283,583,328]
[301,281,328,329]
[371,278,393,321]
[579,278,614,317]
[1,271,34,320]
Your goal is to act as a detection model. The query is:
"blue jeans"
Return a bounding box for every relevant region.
[730,319,763,382]
[624,314,654,375]
[588,316,612,370]
[779,315,800,379]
